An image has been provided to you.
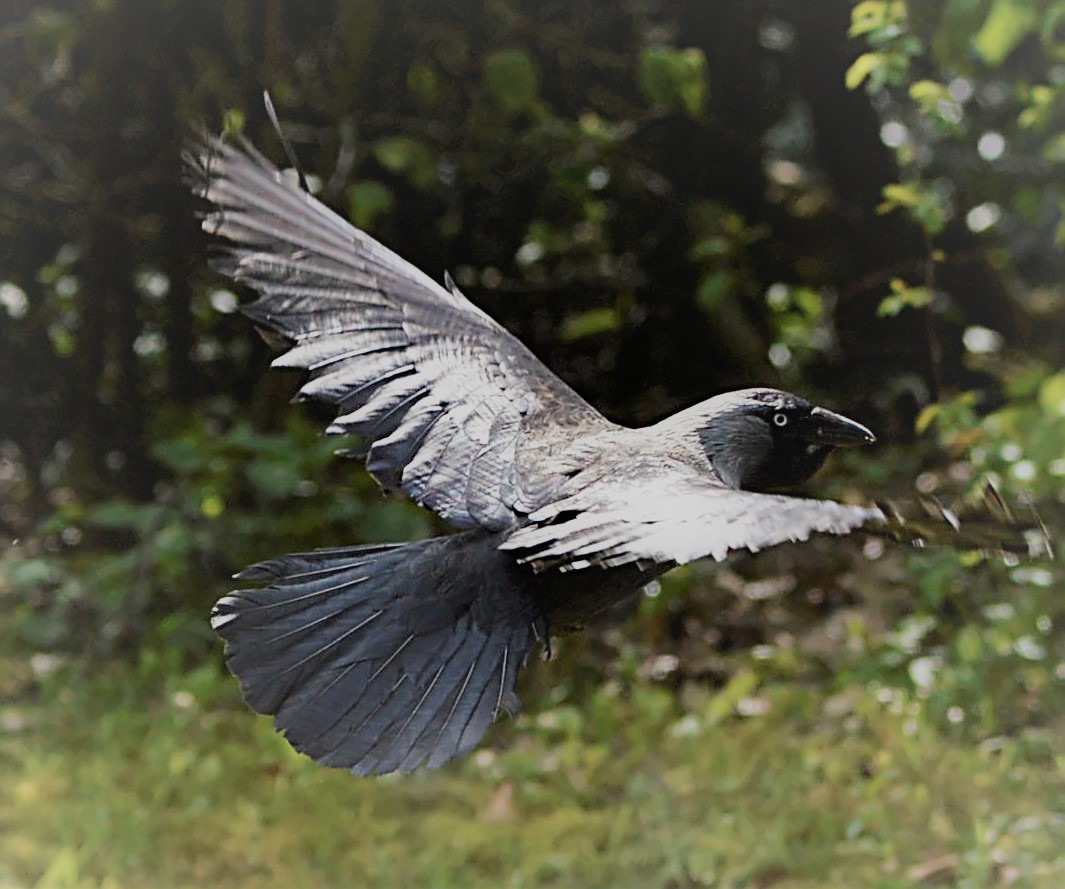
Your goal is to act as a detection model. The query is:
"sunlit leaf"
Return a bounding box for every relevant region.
[849,1,899,37]
[908,79,950,113]
[559,307,621,342]
[877,279,934,316]
[879,182,925,208]
[221,108,246,137]
[878,182,948,234]
[703,670,759,726]
[915,403,941,435]
[972,0,1039,65]
[845,52,885,90]
[1038,372,1065,415]
[200,492,224,518]
[932,0,993,68]
[638,47,709,116]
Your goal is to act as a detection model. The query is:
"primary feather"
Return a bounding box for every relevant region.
[188,137,613,531]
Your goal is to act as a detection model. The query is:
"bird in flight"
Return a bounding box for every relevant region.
[187,134,1041,777]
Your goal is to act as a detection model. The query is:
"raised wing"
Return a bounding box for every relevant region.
[187,136,613,530]
[501,465,1044,571]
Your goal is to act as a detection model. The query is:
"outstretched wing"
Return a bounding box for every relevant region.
[501,465,1043,571]
[502,465,882,570]
[186,136,613,530]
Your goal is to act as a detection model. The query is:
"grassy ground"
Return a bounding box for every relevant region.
[2,655,1064,889]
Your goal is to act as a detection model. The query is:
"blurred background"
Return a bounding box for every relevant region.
[2,1,1064,886]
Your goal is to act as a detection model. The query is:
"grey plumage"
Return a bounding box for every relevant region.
[190,137,611,531]
[188,135,1043,776]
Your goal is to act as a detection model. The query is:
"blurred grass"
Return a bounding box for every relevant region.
[3,654,1064,889]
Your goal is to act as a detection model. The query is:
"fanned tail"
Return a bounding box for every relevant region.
[212,532,546,776]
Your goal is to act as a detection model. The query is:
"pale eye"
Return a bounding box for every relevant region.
[772,412,789,427]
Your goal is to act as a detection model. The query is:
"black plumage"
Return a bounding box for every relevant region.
[187,135,1043,776]
[213,534,543,775]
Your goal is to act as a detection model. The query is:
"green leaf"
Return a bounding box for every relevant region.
[915,403,941,434]
[955,624,986,663]
[1038,372,1065,415]
[845,52,885,90]
[199,491,224,518]
[908,78,950,113]
[1042,132,1065,165]
[932,0,993,68]
[877,279,935,317]
[879,182,925,209]
[793,287,822,319]
[1018,85,1055,131]
[878,182,948,234]
[638,47,709,116]
[972,0,1039,66]
[484,49,540,115]
[703,670,759,726]
[849,1,895,37]
[1043,4,1065,53]
[559,307,622,342]
[221,108,246,137]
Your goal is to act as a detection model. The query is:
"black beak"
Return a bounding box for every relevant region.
[802,406,876,447]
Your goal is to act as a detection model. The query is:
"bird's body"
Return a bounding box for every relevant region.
[188,135,1039,776]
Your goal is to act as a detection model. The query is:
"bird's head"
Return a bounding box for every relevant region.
[691,388,876,492]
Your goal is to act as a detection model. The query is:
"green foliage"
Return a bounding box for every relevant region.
[919,366,1065,503]
[876,277,934,317]
[3,658,1064,888]
[763,282,830,373]
[877,182,949,236]
[827,358,1065,736]
[1,406,430,658]
[850,0,1065,319]
[2,3,1065,882]
[846,1,921,91]
[971,0,1042,66]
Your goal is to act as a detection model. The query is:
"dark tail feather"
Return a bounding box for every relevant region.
[213,532,546,776]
